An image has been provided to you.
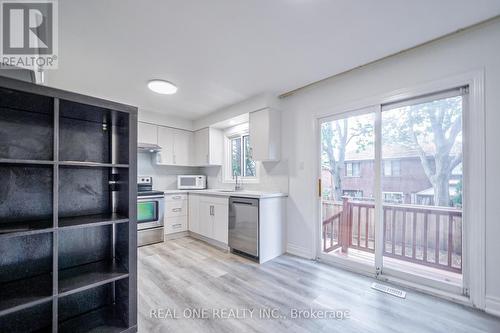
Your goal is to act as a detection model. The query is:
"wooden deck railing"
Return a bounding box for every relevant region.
[322,198,462,273]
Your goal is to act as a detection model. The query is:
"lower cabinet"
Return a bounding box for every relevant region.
[164,194,188,234]
[189,194,228,245]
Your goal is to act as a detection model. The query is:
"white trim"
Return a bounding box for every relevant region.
[313,69,486,309]
[377,274,471,307]
[286,242,315,259]
[381,266,462,295]
[464,70,486,309]
[317,253,375,277]
[485,296,500,318]
[374,106,383,274]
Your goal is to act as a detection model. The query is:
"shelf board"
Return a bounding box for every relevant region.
[0,158,54,166]
[0,219,53,239]
[58,213,129,230]
[58,260,128,297]
[58,305,128,333]
[0,274,53,316]
[58,161,129,168]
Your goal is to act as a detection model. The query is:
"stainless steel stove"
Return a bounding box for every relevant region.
[137,176,165,246]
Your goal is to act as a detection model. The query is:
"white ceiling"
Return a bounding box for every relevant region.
[45,0,500,120]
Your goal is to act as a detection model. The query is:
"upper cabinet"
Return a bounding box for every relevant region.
[137,121,223,167]
[193,127,223,166]
[157,126,193,166]
[173,129,193,166]
[156,126,174,165]
[249,108,281,161]
[138,122,158,145]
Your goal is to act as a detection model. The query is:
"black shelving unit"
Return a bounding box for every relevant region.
[0,76,137,333]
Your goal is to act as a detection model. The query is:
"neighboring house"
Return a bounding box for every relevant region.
[322,143,462,206]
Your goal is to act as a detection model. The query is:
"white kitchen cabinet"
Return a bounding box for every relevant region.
[138,122,158,145]
[157,126,174,164]
[156,126,193,166]
[193,127,223,166]
[198,200,213,238]
[165,216,188,234]
[164,193,188,235]
[173,129,192,165]
[190,195,229,245]
[188,194,201,234]
[212,201,229,244]
[249,108,281,161]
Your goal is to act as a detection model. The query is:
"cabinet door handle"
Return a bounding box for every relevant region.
[172,195,181,200]
[172,223,182,228]
[172,208,182,212]
[210,205,214,216]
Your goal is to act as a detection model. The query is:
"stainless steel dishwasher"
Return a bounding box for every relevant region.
[228,197,259,259]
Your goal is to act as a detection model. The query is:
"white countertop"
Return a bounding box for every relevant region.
[160,189,287,199]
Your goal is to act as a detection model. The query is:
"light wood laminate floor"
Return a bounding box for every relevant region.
[138,237,500,333]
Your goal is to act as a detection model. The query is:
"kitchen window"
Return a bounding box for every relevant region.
[224,130,258,183]
[345,162,361,177]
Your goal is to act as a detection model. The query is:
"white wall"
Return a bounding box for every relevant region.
[193,93,280,130]
[139,109,194,131]
[280,18,500,313]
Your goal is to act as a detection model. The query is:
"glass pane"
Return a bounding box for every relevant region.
[138,201,158,223]
[243,135,256,177]
[320,112,375,266]
[231,137,242,177]
[381,95,463,286]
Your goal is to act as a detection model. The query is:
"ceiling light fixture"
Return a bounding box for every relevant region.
[147,79,178,95]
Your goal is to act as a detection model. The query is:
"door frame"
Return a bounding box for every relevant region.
[313,70,485,308]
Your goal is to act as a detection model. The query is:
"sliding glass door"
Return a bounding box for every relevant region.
[319,88,467,294]
[380,90,464,290]
[319,109,376,269]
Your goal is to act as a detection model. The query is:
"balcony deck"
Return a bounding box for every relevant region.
[322,198,463,286]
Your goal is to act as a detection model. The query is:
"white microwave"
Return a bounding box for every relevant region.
[177,175,206,190]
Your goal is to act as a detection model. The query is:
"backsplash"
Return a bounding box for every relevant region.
[138,152,288,193]
[137,152,202,190]
[202,161,289,193]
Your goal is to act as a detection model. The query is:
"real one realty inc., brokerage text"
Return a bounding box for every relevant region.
[150,307,351,320]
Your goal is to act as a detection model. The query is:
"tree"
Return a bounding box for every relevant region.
[383,96,462,206]
[321,116,373,201]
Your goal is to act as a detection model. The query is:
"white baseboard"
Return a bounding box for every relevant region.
[164,231,188,240]
[286,243,314,259]
[485,295,500,318]
[188,231,229,251]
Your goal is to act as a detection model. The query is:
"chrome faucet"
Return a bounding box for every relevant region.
[234,173,242,191]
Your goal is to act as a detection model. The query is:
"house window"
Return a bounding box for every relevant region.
[345,162,361,177]
[383,192,404,204]
[343,190,363,198]
[383,160,401,177]
[226,132,257,181]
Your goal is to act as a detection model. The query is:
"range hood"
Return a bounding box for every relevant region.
[138,142,162,153]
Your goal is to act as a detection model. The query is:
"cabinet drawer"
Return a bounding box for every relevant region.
[165,193,188,201]
[165,216,187,234]
[165,200,188,217]
[200,195,228,206]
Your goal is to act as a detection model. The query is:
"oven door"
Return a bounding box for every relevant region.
[137,196,165,230]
